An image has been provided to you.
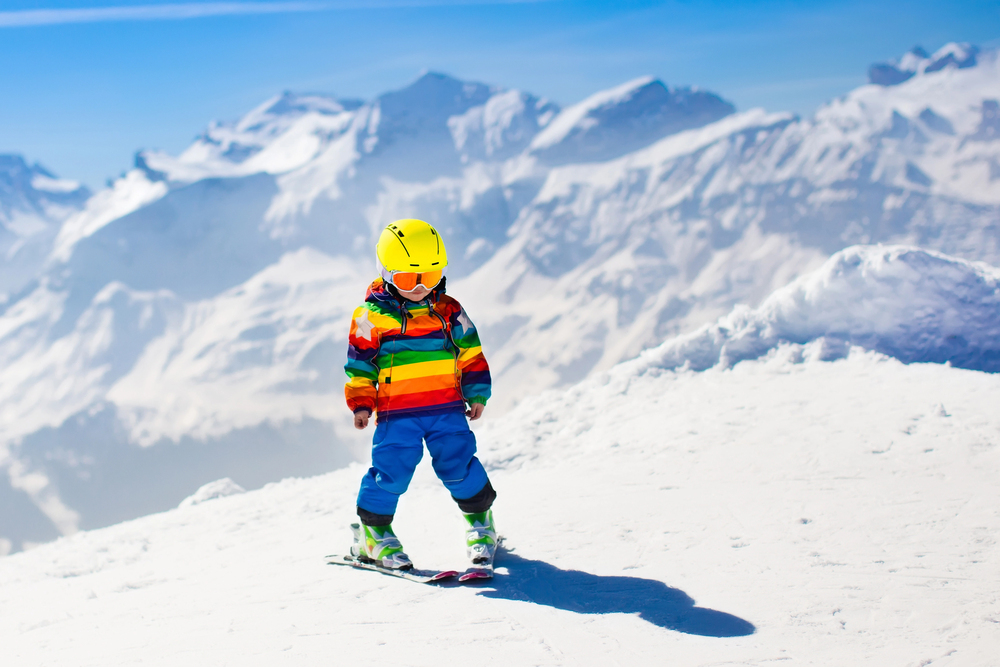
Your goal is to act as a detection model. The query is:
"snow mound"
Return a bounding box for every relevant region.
[627,245,1000,375]
[178,478,245,508]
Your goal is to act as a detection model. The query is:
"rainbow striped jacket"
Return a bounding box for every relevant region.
[344,278,491,421]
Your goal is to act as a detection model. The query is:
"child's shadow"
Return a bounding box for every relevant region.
[471,548,755,637]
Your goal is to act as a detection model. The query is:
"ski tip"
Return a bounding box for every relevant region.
[458,570,493,582]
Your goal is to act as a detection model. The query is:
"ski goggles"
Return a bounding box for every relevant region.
[384,268,444,291]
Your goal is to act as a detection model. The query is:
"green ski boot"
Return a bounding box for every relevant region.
[463,510,497,565]
[350,523,413,570]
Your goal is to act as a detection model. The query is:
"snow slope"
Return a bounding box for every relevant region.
[1,346,997,664]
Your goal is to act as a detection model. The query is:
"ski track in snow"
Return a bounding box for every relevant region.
[2,351,998,665]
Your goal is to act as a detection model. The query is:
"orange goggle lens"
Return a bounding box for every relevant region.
[391,269,443,291]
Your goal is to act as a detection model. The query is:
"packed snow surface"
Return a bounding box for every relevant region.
[1,350,997,665]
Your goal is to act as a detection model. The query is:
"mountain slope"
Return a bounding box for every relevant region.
[0,155,89,299]
[528,76,735,163]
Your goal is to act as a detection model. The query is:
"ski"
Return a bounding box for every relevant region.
[325,554,459,584]
[458,562,493,582]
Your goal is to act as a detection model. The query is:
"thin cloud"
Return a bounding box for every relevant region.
[0,3,326,27]
[0,0,554,28]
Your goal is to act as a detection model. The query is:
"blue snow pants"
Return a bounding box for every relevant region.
[356,409,489,517]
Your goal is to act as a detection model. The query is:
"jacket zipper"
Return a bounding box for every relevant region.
[385,306,410,417]
[431,310,462,394]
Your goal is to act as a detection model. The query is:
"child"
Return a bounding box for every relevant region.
[345,219,498,570]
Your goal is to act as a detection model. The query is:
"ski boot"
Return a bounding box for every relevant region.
[463,509,497,565]
[350,523,413,570]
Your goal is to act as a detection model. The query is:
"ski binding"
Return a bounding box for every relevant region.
[458,542,499,582]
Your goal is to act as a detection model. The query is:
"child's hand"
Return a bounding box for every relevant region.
[354,410,371,430]
[466,403,485,421]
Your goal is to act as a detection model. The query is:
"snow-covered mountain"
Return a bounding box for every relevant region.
[475,44,1000,395]
[0,155,89,300]
[527,76,734,164]
[869,42,979,86]
[2,44,999,554]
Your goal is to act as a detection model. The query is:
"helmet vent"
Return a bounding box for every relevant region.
[389,229,410,256]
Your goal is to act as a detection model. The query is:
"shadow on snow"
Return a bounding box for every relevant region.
[471,549,755,637]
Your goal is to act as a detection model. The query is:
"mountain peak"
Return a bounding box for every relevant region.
[529,76,735,163]
[0,153,90,298]
[234,91,354,134]
[377,71,496,117]
[0,153,89,204]
[869,42,980,86]
[366,72,500,164]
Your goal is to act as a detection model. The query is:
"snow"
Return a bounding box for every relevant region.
[106,248,368,445]
[178,478,245,507]
[1,348,997,664]
[0,155,89,298]
[626,245,1000,374]
[818,47,1000,205]
[529,76,735,163]
[448,89,558,161]
[51,169,168,261]
[262,116,364,224]
[532,108,793,203]
[530,76,657,151]
[870,42,980,86]
[29,173,83,194]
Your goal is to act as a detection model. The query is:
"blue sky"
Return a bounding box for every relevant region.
[2,0,998,189]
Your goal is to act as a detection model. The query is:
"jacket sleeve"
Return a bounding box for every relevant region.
[449,301,491,405]
[344,305,379,414]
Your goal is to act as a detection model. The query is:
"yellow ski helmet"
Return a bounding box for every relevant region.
[376,219,448,274]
